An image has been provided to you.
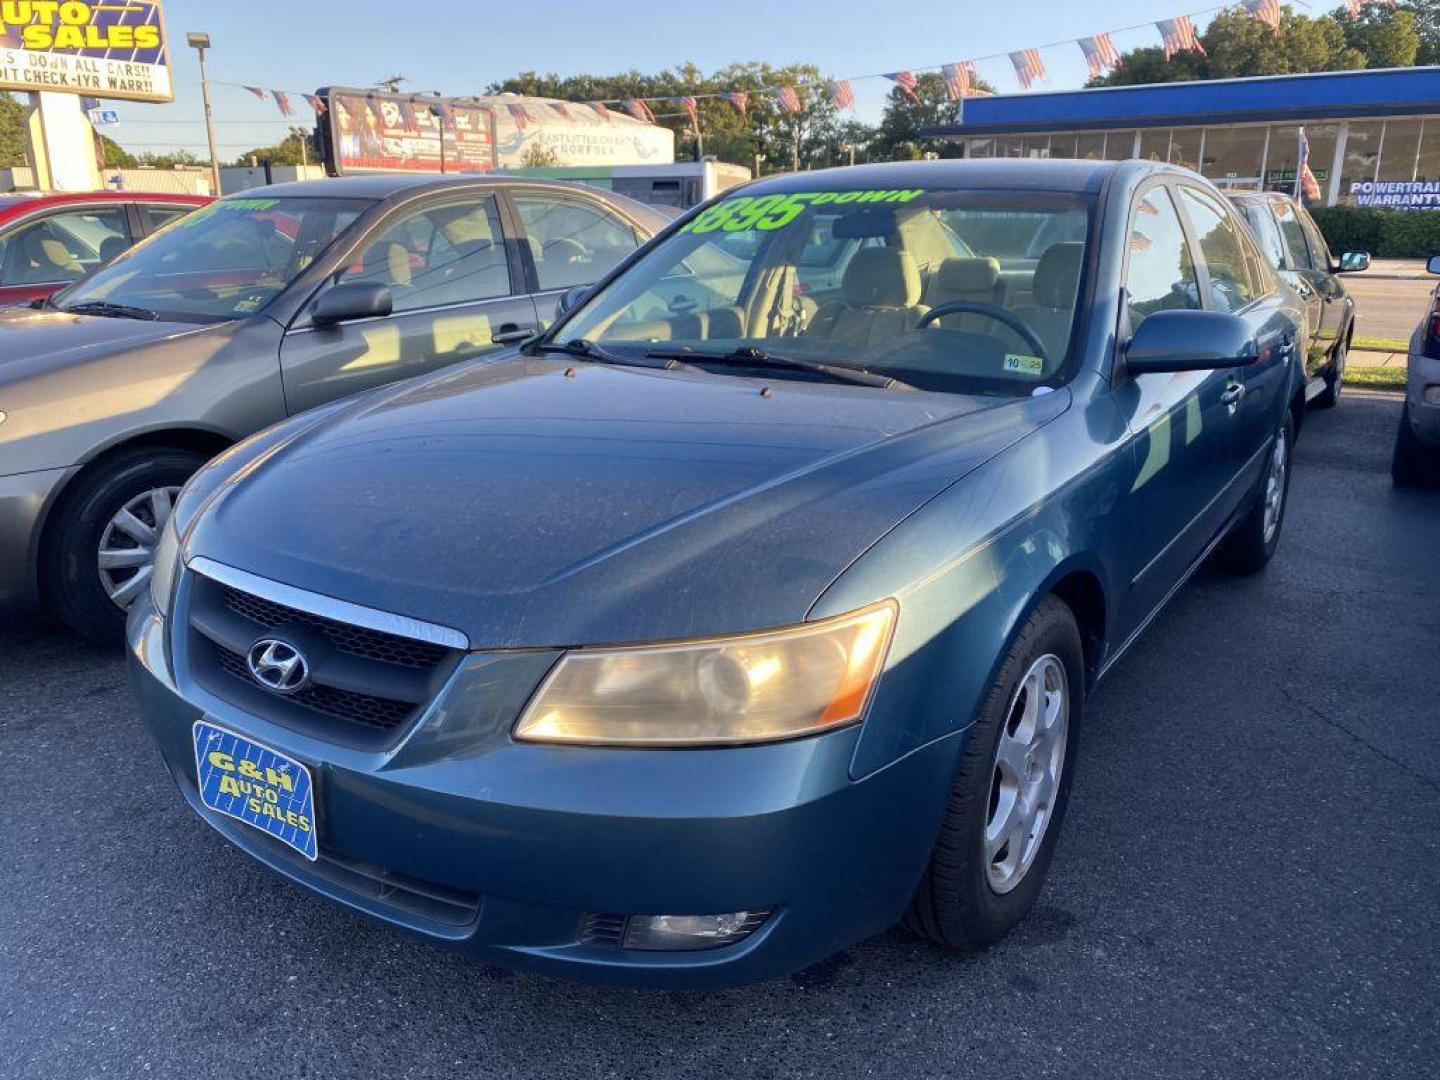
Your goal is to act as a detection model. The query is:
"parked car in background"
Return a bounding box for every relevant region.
[0,175,669,641]
[0,191,209,307]
[1228,191,1368,410]
[129,160,1307,987]
[1392,254,1440,486]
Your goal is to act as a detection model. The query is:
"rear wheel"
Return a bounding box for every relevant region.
[1311,337,1347,410]
[1392,404,1434,488]
[43,447,204,643]
[903,596,1084,951]
[1221,410,1294,574]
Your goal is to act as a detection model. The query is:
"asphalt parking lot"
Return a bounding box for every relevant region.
[2,390,1437,1080]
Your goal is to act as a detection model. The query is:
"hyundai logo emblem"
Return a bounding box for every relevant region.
[246,638,310,695]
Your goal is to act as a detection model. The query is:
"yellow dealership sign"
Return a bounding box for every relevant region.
[0,1,172,102]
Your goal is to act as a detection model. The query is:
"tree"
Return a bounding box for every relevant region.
[519,141,561,167]
[1,92,31,167]
[1401,0,1440,64]
[1338,4,1421,67]
[872,71,996,161]
[228,132,316,168]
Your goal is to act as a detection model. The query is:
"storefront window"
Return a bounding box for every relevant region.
[1048,132,1077,159]
[1200,125,1268,190]
[1336,121,1382,204]
[1021,135,1051,158]
[1103,130,1136,160]
[1075,132,1105,160]
[1138,129,1171,162]
[1414,118,1440,184]
[1168,128,1203,170]
[992,136,1024,158]
[1377,118,1425,182]
[966,137,994,159]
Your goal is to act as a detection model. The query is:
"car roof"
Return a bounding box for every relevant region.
[235,172,620,201]
[737,158,1128,198]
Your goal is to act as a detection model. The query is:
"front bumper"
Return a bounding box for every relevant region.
[128,593,966,988]
[1406,350,1440,447]
[0,466,68,612]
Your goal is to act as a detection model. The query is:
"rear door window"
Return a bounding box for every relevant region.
[515,194,640,290]
[0,206,132,285]
[1271,198,1315,271]
[1178,185,1263,312]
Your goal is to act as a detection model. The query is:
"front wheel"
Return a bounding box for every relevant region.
[902,595,1084,951]
[42,447,205,643]
[1221,410,1294,574]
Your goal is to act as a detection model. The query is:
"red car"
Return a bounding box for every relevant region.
[0,191,210,307]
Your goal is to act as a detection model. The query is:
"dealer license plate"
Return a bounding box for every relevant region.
[192,721,318,861]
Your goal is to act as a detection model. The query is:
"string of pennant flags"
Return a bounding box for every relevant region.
[231,0,1398,129]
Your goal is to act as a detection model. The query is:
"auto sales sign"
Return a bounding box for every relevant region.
[0,1,173,103]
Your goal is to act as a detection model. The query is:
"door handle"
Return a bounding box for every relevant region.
[491,323,537,345]
[1221,379,1246,414]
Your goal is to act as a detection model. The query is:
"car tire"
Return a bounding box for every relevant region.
[1311,337,1347,410]
[1221,409,1295,575]
[902,595,1084,952]
[43,447,205,643]
[1391,403,1433,488]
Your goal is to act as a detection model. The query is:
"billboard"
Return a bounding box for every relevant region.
[321,88,497,175]
[0,0,172,102]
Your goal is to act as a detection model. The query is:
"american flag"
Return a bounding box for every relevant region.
[1243,0,1282,34]
[590,101,611,123]
[1297,127,1323,203]
[623,99,655,123]
[775,86,803,114]
[941,62,975,102]
[1346,0,1396,16]
[1010,49,1047,90]
[886,71,920,103]
[671,96,699,129]
[549,102,574,121]
[304,94,327,116]
[828,79,855,111]
[507,103,530,131]
[1156,17,1206,59]
[1078,34,1121,79]
[722,91,749,116]
[243,86,268,102]
[272,90,295,117]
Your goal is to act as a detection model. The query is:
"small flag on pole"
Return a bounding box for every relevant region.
[885,71,920,103]
[1010,49,1048,90]
[1243,0,1282,33]
[623,99,655,123]
[774,86,803,114]
[243,86,268,102]
[1156,17,1206,59]
[1078,34,1121,78]
[721,91,749,117]
[304,94,327,116]
[828,79,855,111]
[671,96,699,129]
[1296,127,1323,203]
[271,90,294,117]
[941,62,975,101]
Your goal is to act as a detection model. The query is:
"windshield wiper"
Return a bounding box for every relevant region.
[60,300,159,321]
[644,346,914,390]
[524,338,676,369]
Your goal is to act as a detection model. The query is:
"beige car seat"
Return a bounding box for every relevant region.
[806,248,929,349]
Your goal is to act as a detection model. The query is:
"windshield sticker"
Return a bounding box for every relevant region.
[233,296,265,313]
[1003,354,1045,377]
[682,189,924,235]
[179,198,279,226]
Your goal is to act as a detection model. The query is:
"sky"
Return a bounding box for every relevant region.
[86,0,1240,159]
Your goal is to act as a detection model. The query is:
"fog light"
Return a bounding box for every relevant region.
[1423,385,1440,405]
[620,910,770,951]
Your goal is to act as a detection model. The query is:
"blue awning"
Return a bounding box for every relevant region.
[923,66,1440,137]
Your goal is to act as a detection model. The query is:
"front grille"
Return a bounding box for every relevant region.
[212,641,415,730]
[184,565,463,743]
[222,586,449,669]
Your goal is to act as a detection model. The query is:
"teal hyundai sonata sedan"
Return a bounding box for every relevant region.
[129,159,1308,987]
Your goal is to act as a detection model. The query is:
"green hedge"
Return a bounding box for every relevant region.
[1308,207,1440,260]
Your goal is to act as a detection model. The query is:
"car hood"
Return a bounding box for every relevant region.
[186,357,1069,647]
[0,306,216,384]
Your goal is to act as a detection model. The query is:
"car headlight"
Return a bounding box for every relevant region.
[149,515,181,616]
[514,602,896,747]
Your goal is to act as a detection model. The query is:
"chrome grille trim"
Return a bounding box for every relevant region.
[186,556,469,651]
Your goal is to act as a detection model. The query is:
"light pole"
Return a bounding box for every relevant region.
[187,32,221,196]
[289,125,309,168]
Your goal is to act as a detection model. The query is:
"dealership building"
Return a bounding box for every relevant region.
[925,67,1440,208]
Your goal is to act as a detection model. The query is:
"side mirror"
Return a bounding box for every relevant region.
[1124,309,1257,375]
[1337,251,1370,273]
[1427,254,1440,276]
[558,285,591,315]
[312,282,393,326]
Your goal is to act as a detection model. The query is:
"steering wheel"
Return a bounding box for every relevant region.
[916,301,1048,362]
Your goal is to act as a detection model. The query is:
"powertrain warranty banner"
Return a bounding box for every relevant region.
[0,1,173,103]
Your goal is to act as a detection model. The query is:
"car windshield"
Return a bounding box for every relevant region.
[556,186,1092,395]
[54,196,370,323]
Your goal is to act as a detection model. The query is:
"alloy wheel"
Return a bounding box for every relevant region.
[1262,426,1288,543]
[985,653,1070,895]
[96,486,180,609]
[1332,341,1347,399]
